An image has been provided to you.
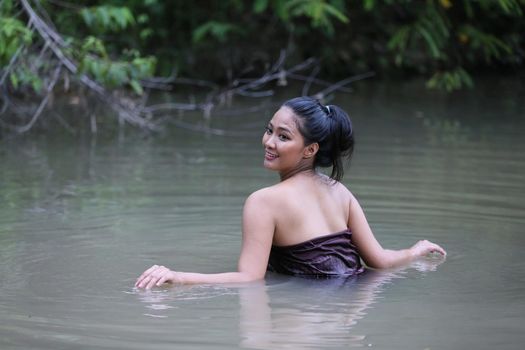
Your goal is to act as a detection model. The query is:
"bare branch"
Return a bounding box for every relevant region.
[0,45,27,87]
[212,102,280,117]
[218,57,317,101]
[142,103,201,114]
[141,76,219,91]
[302,65,320,97]
[235,89,274,98]
[313,71,376,100]
[287,73,353,93]
[17,64,62,134]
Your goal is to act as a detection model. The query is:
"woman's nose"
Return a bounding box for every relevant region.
[263,134,274,148]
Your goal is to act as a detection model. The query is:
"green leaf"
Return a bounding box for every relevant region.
[9,72,18,89]
[363,0,375,11]
[323,3,349,23]
[98,8,110,28]
[388,25,410,51]
[418,25,441,59]
[192,21,240,43]
[274,0,289,20]
[253,0,269,13]
[140,28,153,40]
[4,20,13,36]
[31,77,43,92]
[137,14,149,24]
[426,68,474,92]
[80,9,93,28]
[130,79,143,95]
[80,6,135,32]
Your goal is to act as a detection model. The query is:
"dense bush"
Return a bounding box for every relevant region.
[1,0,524,94]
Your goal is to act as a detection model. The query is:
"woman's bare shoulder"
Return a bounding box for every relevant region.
[242,186,283,224]
[245,184,282,205]
[328,180,360,211]
[329,179,352,196]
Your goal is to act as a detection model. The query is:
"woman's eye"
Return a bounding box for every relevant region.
[279,134,289,141]
[265,127,272,134]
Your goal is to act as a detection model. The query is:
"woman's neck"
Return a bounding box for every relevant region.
[279,164,316,182]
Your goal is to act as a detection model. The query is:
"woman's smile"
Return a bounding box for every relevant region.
[265,150,278,161]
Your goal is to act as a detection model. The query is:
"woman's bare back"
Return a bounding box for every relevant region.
[266,173,351,246]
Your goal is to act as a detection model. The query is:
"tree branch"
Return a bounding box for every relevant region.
[19,0,157,131]
[16,64,62,133]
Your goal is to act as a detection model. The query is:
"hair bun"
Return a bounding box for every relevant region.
[326,105,354,180]
[283,97,354,181]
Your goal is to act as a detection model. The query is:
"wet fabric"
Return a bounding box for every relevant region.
[267,230,365,277]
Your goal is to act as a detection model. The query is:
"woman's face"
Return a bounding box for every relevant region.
[262,107,310,173]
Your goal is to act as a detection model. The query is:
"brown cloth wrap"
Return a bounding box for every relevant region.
[267,230,365,277]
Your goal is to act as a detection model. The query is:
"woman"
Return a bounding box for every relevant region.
[135,97,446,289]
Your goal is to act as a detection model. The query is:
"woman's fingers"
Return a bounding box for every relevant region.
[155,270,176,287]
[135,264,159,287]
[135,265,174,289]
[156,275,168,287]
[411,240,447,258]
[425,241,446,256]
[430,243,446,256]
[146,266,170,289]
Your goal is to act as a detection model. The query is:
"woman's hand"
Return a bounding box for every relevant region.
[135,265,181,289]
[409,240,447,258]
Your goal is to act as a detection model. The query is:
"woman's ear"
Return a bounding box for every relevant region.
[303,143,319,159]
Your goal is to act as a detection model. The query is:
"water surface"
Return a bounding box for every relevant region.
[1,78,524,349]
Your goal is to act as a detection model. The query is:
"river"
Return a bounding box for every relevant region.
[1,78,524,349]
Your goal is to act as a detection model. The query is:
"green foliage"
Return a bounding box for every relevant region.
[192,21,243,43]
[253,0,270,13]
[284,0,348,34]
[460,25,512,62]
[363,0,525,90]
[1,2,156,95]
[0,16,32,65]
[0,1,39,93]
[426,67,473,92]
[9,65,43,92]
[80,36,108,59]
[79,5,135,33]
[1,0,524,95]
[385,2,452,76]
[77,40,156,94]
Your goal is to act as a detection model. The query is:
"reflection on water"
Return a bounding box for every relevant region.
[127,259,443,349]
[132,285,238,318]
[238,272,400,349]
[1,78,524,349]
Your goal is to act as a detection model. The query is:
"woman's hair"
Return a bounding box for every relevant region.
[283,96,354,181]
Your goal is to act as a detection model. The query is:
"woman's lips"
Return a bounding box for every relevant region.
[265,151,278,160]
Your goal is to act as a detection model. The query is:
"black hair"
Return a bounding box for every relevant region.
[282,96,354,182]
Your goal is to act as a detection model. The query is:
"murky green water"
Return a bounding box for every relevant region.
[1,79,524,349]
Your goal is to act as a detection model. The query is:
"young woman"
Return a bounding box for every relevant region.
[135,97,446,289]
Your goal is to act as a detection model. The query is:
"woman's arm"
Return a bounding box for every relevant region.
[348,193,446,269]
[135,190,275,289]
